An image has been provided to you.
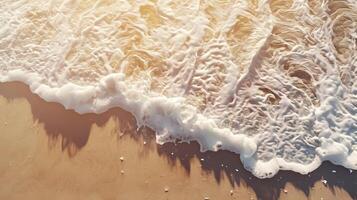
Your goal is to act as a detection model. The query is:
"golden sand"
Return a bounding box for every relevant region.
[0,82,355,200]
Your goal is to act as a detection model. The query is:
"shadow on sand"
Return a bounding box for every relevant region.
[0,81,356,200]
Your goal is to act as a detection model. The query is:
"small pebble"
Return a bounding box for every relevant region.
[349,169,353,174]
[321,179,327,186]
[200,158,205,161]
[120,170,125,174]
[120,156,124,161]
[143,141,147,145]
[164,187,169,192]
[332,170,336,173]
[204,197,210,200]
[171,152,174,156]
[283,189,288,194]
[230,190,234,195]
[235,169,239,172]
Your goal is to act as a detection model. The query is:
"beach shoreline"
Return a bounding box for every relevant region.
[0,81,356,200]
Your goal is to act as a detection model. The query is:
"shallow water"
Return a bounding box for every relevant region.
[0,0,356,178]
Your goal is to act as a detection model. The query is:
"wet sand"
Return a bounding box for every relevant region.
[0,82,356,200]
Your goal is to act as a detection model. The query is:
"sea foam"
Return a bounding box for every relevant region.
[0,0,356,178]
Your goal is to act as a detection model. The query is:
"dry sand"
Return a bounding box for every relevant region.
[0,82,356,200]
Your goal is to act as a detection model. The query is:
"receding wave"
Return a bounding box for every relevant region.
[0,0,356,178]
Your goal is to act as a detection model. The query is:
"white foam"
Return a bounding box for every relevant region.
[0,0,356,178]
[0,71,257,158]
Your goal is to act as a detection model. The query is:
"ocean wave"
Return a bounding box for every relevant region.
[0,0,356,178]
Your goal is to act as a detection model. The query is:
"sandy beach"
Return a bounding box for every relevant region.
[1,0,357,199]
[0,82,355,200]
